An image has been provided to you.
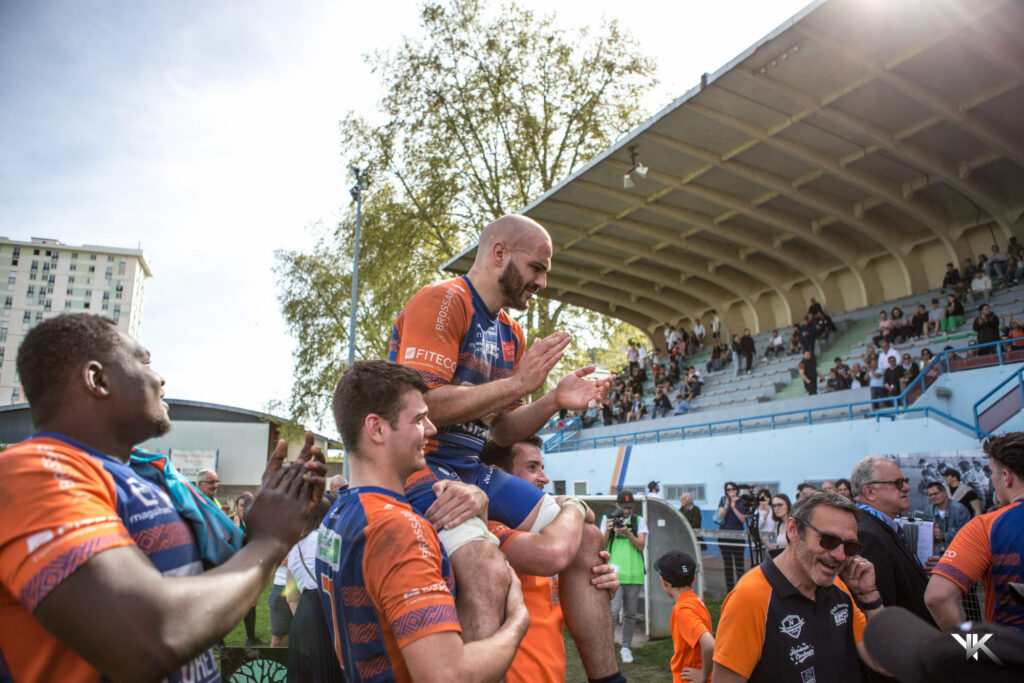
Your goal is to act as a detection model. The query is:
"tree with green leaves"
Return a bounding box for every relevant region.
[276,0,657,427]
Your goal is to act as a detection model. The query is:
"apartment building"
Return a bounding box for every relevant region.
[0,237,151,404]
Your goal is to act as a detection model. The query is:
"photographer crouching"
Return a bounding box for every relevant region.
[601,491,648,664]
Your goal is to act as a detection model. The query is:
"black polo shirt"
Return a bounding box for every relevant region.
[714,556,866,682]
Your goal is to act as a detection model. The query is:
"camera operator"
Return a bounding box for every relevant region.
[715,482,749,592]
[601,491,648,664]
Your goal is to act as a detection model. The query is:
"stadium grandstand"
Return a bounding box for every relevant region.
[442,0,1024,616]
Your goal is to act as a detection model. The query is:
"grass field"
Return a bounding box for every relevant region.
[565,598,722,682]
[223,585,723,681]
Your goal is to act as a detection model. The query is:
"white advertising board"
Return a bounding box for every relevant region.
[170,449,219,481]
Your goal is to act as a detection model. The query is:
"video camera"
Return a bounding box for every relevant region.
[734,485,757,513]
[611,507,630,529]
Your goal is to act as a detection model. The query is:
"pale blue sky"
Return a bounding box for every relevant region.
[0,0,811,431]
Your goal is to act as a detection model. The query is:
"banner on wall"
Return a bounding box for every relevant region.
[882,449,989,512]
[169,449,219,481]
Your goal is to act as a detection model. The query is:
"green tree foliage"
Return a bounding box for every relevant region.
[276,0,657,426]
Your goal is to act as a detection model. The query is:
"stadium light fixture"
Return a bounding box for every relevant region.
[622,145,647,188]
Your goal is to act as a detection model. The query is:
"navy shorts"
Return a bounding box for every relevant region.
[406,454,545,529]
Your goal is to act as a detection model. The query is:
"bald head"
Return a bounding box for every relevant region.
[474,215,551,266]
[469,214,552,312]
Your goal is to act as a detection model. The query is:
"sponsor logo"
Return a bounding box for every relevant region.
[831,603,849,626]
[951,633,1003,665]
[800,667,817,683]
[317,529,342,570]
[435,286,459,332]
[403,346,456,371]
[501,340,516,361]
[403,580,451,600]
[789,643,814,665]
[780,614,805,639]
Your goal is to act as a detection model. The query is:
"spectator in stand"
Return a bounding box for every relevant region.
[890,307,910,344]
[626,342,639,374]
[766,493,791,550]
[715,482,748,593]
[878,339,900,368]
[882,356,902,405]
[973,302,1000,354]
[850,361,867,388]
[986,244,1008,280]
[943,468,982,517]
[922,481,970,555]
[836,479,853,499]
[798,349,819,396]
[652,387,672,419]
[683,367,703,402]
[1009,236,1023,260]
[1003,255,1024,286]
[833,357,852,390]
[825,368,842,392]
[730,334,742,378]
[706,344,723,372]
[739,329,756,374]
[787,325,802,355]
[763,330,783,358]
[872,310,894,347]
[925,298,943,337]
[798,315,818,355]
[941,262,960,292]
[710,310,721,341]
[637,343,648,371]
[867,358,886,410]
[693,319,706,347]
[970,268,992,302]
[667,359,681,386]
[962,256,977,282]
[897,353,920,394]
[918,347,934,372]
[627,393,646,423]
[601,399,614,426]
[674,392,694,416]
[910,304,929,340]
[1006,316,1024,348]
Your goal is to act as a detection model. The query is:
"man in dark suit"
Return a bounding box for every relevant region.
[850,456,940,680]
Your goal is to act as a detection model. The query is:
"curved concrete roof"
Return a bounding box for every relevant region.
[444,0,1024,339]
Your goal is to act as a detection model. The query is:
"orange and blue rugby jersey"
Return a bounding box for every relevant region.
[932,500,1024,632]
[389,275,526,461]
[0,434,217,683]
[316,487,460,683]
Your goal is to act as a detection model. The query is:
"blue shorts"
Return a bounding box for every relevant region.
[405,454,545,529]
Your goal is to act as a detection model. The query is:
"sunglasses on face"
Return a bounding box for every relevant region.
[772,502,787,509]
[726,487,738,492]
[797,517,862,556]
[867,478,910,489]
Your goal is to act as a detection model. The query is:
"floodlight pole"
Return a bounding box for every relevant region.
[347,166,368,367]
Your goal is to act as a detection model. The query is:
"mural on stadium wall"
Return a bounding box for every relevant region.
[883,449,990,513]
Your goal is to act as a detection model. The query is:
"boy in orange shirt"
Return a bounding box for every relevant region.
[656,551,715,683]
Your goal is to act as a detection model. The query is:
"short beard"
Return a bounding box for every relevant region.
[497,261,528,310]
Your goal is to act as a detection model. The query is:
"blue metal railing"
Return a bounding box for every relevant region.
[973,364,1024,434]
[545,338,1024,453]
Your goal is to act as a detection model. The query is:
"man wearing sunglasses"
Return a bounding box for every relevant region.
[712,491,887,682]
[851,456,938,642]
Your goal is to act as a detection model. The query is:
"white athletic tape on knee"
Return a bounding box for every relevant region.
[528,494,562,533]
[438,517,499,556]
